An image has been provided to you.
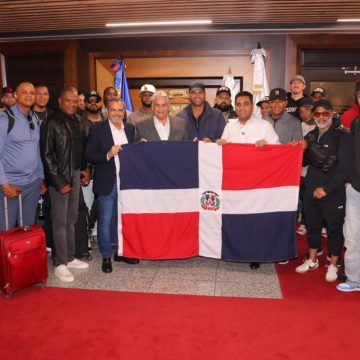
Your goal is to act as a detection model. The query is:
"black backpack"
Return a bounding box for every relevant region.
[4,108,15,134]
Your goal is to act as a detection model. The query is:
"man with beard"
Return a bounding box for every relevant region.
[286,75,308,120]
[213,86,237,122]
[177,82,225,142]
[295,100,352,282]
[1,86,16,111]
[256,96,271,119]
[128,84,156,125]
[101,86,131,122]
[33,83,53,124]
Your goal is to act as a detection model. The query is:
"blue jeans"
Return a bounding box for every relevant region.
[98,183,118,258]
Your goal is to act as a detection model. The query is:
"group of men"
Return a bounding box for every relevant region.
[0,76,359,293]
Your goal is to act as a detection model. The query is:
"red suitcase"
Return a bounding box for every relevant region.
[0,195,48,298]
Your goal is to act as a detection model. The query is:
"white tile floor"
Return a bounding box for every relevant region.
[46,242,283,299]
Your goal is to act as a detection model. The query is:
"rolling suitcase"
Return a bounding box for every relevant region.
[0,194,48,298]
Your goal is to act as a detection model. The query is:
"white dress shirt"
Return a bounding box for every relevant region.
[108,120,128,186]
[221,115,279,144]
[154,116,170,140]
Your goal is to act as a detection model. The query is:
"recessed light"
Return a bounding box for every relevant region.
[337,18,360,22]
[106,20,212,27]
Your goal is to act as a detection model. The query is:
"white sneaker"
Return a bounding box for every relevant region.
[55,265,74,283]
[326,264,338,282]
[295,259,319,273]
[67,258,89,270]
[296,224,307,235]
[321,228,328,238]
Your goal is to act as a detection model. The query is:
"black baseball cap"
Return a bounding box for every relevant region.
[85,90,102,101]
[189,82,205,92]
[269,88,287,101]
[312,99,333,111]
[311,87,327,97]
[299,97,314,109]
[2,86,15,95]
[216,86,231,96]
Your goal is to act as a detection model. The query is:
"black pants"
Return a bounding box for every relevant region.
[304,190,345,257]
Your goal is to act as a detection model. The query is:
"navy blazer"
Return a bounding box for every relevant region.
[85,120,135,196]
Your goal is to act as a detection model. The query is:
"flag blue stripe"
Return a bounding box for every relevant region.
[221,212,297,262]
[120,141,199,190]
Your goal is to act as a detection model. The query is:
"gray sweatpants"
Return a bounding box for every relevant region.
[344,184,360,286]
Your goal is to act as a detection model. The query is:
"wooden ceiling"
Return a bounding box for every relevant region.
[1,0,360,40]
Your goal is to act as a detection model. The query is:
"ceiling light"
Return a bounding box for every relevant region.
[337,18,360,22]
[106,20,212,27]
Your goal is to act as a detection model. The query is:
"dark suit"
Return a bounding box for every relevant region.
[85,120,134,196]
[134,115,189,142]
[84,119,134,259]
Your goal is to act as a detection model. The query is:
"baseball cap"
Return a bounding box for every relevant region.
[290,75,306,85]
[299,97,314,108]
[311,87,327,96]
[85,90,102,101]
[269,88,287,101]
[312,99,333,112]
[216,86,231,96]
[189,82,205,92]
[256,96,270,107]
[2,86,15,95]
[140,84,156,94]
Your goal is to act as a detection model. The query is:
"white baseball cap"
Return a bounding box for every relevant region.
[140,84,156,93]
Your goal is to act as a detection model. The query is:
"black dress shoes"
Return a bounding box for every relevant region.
[102,258,113,273]
[114,255,140,265]
[250,262,260,269]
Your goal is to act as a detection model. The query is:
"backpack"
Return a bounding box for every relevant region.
[4,108,15,134]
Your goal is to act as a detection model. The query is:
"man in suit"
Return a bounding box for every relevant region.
[135,90,189,142]
[85,98,139,273]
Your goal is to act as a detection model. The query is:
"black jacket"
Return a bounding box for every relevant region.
[304,124,352,197]
[40,110,85,190]
[84,120,135,196]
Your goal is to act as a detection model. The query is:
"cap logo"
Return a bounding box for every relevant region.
[275,90,279,96]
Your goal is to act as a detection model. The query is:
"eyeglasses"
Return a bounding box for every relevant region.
[27,115,35,130]
[86,98,101,104]
[313,111,330,118]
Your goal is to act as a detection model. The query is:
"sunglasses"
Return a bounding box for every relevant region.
[86,98,101,104]
[313,111,330,118]
[27,115,35,130]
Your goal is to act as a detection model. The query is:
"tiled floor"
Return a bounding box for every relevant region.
[47,242,283,299]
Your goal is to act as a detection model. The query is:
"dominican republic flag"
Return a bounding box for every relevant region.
[118,141,302,262]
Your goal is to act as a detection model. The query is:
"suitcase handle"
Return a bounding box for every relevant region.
[4,193,23,231]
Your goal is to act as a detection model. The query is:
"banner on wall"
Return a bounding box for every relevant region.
[111,59,134,112]
[250,48,270,118]
[118,141,302,262]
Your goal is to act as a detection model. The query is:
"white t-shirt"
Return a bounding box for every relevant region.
[221,116,279,144]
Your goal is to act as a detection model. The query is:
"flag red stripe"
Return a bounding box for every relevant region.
[122,213,199,259]
[222,144,302,190]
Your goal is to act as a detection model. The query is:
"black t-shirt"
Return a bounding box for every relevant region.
[286,93,307,120]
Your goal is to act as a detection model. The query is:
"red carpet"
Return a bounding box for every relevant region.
[1,286,360,360]
[277,235,360,301]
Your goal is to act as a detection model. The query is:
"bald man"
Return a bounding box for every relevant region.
[0,82,45,231]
